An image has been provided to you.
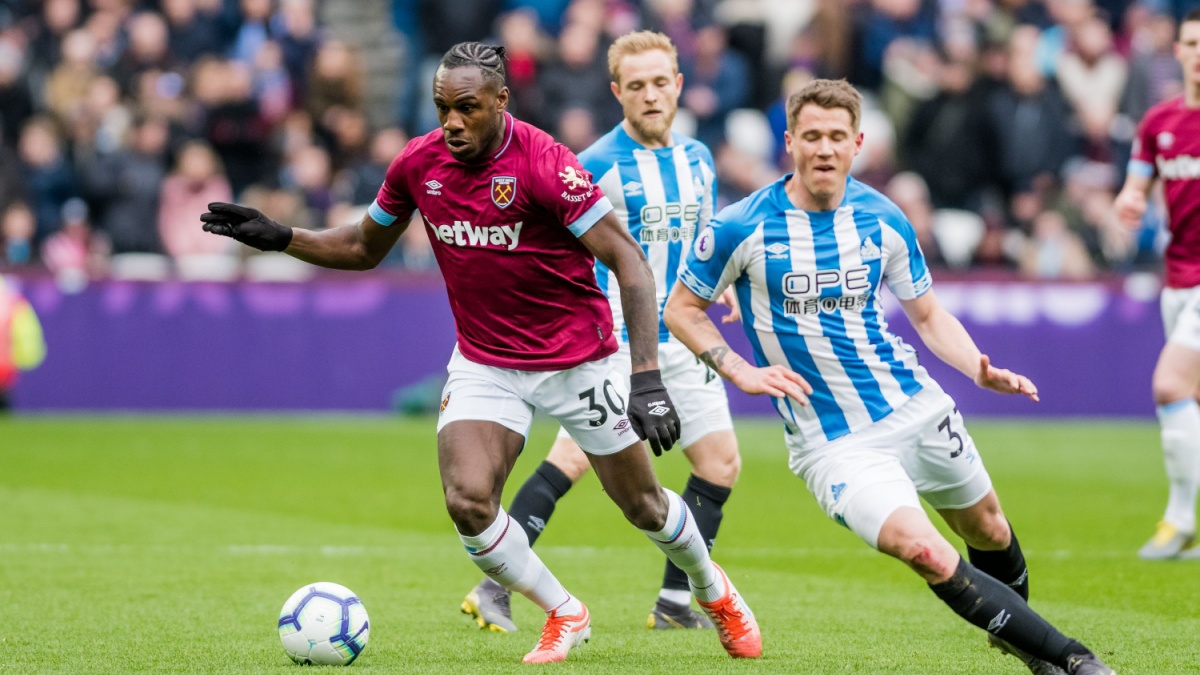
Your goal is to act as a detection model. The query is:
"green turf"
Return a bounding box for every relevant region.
[0,416,1196,673]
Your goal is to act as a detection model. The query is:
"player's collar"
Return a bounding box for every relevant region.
[617,122,674,151]
[490,112,515,160]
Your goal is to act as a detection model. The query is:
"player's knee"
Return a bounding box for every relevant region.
[687,433,741,487]
[444,489,497,535]
[622,490,667,531]
[899,539,958,580]
[960,514,1008,547]
[546,443,591,483]
[1153,375,1192,407]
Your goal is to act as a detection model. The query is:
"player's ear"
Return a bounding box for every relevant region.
[610,80,621,101]
[495,86,510,112]
[853,131,864,156]
[675,72,683,92]
[784,130,794,155]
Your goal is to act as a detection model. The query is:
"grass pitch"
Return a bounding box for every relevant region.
[0,416,1196,673]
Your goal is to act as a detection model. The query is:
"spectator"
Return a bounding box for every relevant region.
[1057,12,1128,160]
[1,202,36,267]
[1017,209,1096,279]
[111,12,173,96]
[80,115,169,254]
[162,0,225,65]
[156,140,233,262]
[537,21,618,132]
[681,24,751,148]
[306,40,364,136]
[202,60,270,194]
[902,56,999,210]
[0,37,33,150]
[40,197,109,289]
[987,29,1076,199]
[277,0,322,105]
[335,127,408,207]
[885,171,945,268]
[43,29,98,126]
[17,116,76,243]
[281,144,334,230]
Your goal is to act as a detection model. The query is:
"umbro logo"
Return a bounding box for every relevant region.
[425,179,442,195]
[527,516,546,533]
[859,238,881,261]
[623,180,643,195]
[831,482,846,502]
[766,242,789,259]
[649,405,670,416]
[987,609,1011,633]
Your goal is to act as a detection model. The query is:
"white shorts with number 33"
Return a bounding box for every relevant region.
[788,386,994,549]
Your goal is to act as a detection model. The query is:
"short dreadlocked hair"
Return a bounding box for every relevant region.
[438,42,507,91]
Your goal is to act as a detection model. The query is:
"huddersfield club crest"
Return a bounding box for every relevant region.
[491,176,517,209]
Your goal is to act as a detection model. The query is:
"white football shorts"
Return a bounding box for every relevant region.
[787,386,993,549]
[1161,286,1200,353]
[553,340,733,449]
[437,345,640,455]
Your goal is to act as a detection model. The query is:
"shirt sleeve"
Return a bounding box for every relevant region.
[369,143,418,226]
[533,141,613,238]
[1128,112,1157,179]
[678,208,746,302]
[881,215,933,301]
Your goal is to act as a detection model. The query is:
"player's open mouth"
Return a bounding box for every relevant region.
[446,139,470,150]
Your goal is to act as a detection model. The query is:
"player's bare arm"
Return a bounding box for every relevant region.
[663,280,811,402]
[578,211,660,373]
[202,204,406,270]
[1114,173,1153,228]
[287,214,407,270]
[900,291,1039,401]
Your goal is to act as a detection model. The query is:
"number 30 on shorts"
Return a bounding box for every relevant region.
[578,379,626,427]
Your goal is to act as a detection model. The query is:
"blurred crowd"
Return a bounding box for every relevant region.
[0,0,1190,285]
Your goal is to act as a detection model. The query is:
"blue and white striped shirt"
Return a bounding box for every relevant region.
[678,175,939,449]
[579,125,717,343]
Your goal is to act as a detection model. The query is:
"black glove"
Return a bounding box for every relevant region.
[200,202,293,252]
[627,370,681,456]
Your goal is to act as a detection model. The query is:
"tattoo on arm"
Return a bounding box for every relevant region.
[698,346,744,379]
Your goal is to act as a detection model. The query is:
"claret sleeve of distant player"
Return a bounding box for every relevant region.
[530,136,614,238]
[368,141,419,227]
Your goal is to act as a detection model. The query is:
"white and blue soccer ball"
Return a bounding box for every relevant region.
[278,582,370,666]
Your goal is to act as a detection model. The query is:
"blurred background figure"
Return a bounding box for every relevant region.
[157,139,235,280]
[0,275,45,411]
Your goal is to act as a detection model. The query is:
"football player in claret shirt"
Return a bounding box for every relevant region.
[664,78,1113,675]
[460,30,746,635]
[1115,8,1200,561]
[201,42,772,664]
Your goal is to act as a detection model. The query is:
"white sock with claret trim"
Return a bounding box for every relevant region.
[1160,400,1200,533]
[458,508,581,614]
[642,488,724,602]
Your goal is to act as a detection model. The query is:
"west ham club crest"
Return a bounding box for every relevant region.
[491,176,517,209]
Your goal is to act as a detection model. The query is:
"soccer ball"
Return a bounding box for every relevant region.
[277,582,370,666]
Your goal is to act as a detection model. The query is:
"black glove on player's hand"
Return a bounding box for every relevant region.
[200,202,293,252]
[627,370,681,456]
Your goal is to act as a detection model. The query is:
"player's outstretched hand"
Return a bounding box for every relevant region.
[732,364,813,405]
[628,370,682,456]
[1113,188,1147,229]
[974,354,1039,402]
[201,202,293,252]
[716,287,741,324]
